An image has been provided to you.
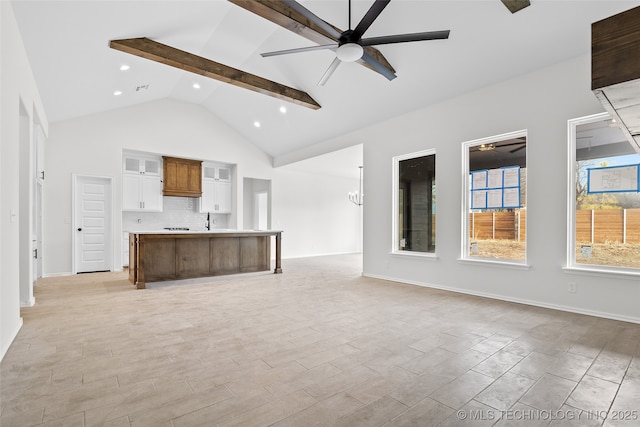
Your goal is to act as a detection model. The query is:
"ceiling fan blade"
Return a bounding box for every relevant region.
[496,137,527,148]
[352,0,391,40]
[227,0,340,44]
[359,46,396,75]
[109,37,321,110]
[509,145,526,153]
[318,56,342,86]
[361,50,397,81]
[318,57,341,86]
[500,0,531,14]
[497,141,526,148]
[361,30,450,46]
[262,44,337,58]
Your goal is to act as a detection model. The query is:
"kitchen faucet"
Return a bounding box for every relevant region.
[205,212,211,231]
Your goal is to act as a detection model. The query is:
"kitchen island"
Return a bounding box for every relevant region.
[128,230,282,289]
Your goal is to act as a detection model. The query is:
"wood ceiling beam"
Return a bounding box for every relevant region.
[228,0,396,75]
[228,0,338,45]
[500,0,531,14]
[109,37,321,110]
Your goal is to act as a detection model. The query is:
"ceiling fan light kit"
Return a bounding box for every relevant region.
[336,43,363,62]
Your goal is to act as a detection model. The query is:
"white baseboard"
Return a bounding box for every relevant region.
[43,272,73,278]
[20,296,35,307]
[363,273,640,325]
[282,251,362,260]
[44,268,126,277]
[1,317,24,362]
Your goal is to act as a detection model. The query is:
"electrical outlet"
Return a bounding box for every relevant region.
[568,282,577,293]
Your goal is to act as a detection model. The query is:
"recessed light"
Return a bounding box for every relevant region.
[120,65,130,71]
[279,106,287,114]
[113,90,123,96]
[254,121,261,128]
[193,83,201,89]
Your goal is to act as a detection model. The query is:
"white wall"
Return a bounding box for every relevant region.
[322,54,640,323]
[272,169,362,258]
[44,98,361,275]
[1,2,48,360]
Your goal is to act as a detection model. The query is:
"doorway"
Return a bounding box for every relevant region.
[255,192,268,230]
[73,175,113,273]
[243,178,271,230]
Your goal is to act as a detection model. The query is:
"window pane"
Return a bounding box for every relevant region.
[466,134,526,262]
[144,159,159,174]
[124,158,139,173]
[574,117,640,269]
[398,154,436,253]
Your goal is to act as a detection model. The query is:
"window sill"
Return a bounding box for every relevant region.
[563,265,640,280]
[390,251,438,261]
[457,257,531,270]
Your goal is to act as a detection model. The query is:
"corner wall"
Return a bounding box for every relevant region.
[339,54,640,322]
[1,2,48,360]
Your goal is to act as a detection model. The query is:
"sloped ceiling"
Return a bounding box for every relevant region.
[11,0,640,164]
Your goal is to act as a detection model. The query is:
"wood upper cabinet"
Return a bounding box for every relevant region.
[162,156,202,197]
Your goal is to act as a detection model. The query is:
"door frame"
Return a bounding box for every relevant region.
[72,174,114,274]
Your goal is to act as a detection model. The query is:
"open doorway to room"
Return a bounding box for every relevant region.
[276,144,363,256]
[243,178,272,230]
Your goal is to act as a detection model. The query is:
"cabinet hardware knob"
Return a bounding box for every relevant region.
[77,228,82,231]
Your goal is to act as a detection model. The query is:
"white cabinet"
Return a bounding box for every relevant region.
[203,165,231,182]
[122,155,163,211]
[200,164,232,213]
[124,156,161,175]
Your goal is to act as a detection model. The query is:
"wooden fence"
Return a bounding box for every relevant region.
[576,209,640,244]
[469,210,526,241]
[469,208,640,243]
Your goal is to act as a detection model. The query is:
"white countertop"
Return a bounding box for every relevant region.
[126,229,282,235]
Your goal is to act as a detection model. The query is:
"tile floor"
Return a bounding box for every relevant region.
[1,254,639,426]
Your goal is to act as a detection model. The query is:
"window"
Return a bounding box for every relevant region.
[393,150,436,255]
[462,130,527,263]
[568,113,640,272]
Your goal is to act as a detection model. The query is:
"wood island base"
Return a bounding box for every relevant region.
[129,230,283,289]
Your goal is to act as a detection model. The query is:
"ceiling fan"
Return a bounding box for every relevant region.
[246,0,451,86]
[264,0,449,85]
[229,0,530,86]
[471,138,527,154]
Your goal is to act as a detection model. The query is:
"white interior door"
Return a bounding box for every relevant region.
[74,175,112,273]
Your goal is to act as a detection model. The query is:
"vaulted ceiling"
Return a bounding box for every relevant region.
[11,0,640,163]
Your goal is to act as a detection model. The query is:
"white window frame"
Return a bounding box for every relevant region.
[460,129,529,268]
[565,112,640,278]
[391,148,437,258]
